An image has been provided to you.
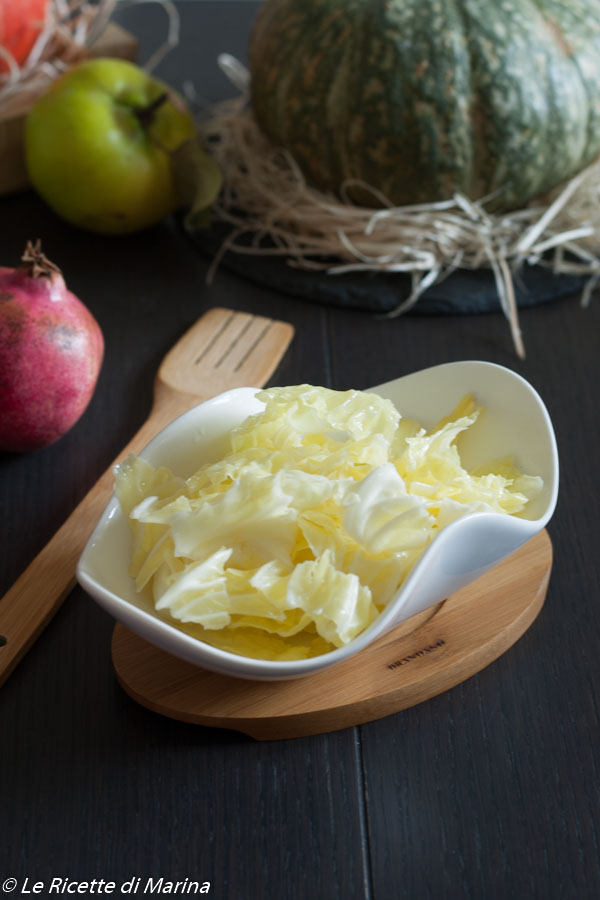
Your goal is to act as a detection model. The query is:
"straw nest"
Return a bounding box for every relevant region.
[198,56,600,359]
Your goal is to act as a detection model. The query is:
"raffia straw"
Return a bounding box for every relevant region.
[0,0,178,102]
[0,1,117,100]
[198,56,600,359]
[116,0,180,73]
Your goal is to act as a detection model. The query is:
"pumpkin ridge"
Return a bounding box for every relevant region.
[531,0,600,166]
[449,0,487,201]
[530,0,600,186]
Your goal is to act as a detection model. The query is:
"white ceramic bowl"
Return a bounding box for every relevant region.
[77,361,559,681]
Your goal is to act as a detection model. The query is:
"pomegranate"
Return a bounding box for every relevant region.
[0,0,49,74]
[0,240,104,453]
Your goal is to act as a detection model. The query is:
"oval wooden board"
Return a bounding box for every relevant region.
[111,530,552,740]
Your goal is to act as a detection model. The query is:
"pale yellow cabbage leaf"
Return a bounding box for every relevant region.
[114,385,543,661]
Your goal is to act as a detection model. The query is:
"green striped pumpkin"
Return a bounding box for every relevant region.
[249,0,600,209]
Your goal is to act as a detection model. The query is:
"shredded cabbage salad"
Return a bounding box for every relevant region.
[114,385,542,661]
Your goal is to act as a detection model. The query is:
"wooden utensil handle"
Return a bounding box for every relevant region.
[0,387,211,688]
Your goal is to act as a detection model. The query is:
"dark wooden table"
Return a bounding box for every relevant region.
[2,4,600,898]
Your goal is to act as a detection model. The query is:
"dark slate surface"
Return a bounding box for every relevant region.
[188,219,587,314]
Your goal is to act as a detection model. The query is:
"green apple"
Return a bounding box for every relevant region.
[25,57,207,235]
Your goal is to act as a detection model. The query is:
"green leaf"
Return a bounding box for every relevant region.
[171,138,223,229]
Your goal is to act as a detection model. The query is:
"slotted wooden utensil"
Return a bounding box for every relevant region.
[0,307,294,687]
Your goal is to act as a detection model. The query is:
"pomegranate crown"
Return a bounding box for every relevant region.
[21,240,62,279]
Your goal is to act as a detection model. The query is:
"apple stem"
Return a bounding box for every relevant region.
[134,92,169,129]
[21,240,62,280]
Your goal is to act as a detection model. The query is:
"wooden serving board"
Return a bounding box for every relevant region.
[111,529,552,740]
